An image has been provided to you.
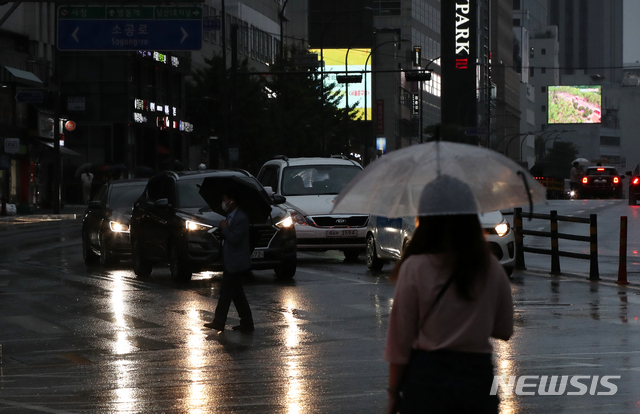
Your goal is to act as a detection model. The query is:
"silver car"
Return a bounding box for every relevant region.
[365,211,515,275]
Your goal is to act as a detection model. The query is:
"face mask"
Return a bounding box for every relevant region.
[221,201,228,212]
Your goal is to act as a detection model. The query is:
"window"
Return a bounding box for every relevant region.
[258,166,280,192]
[530,66,534,77]
[541,86,546,92]
[281,165,361,196]
[542,48,546,55]
[513,19,521,27]
[600,136,620,146]
[541,67,546,74]
[513,0,521,10]
[542,105,546,111]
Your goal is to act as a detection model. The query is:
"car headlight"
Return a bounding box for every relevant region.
[276,215,294,228]
[185,220,213,231]
[288,209,310,226]
[109,221,130,233]
[495,222,510,237]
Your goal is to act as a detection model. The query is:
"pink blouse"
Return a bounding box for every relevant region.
[384,253,513,364]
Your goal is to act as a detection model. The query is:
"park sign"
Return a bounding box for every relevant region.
[57,5,202,51]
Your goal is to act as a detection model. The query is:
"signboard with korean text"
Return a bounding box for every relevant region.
[57,5,202,51]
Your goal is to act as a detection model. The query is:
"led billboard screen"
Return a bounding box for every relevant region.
[310,48,372,120]
[548,85,602,124]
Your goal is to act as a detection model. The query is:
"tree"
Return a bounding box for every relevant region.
[540,141,579,178]
[186,49,358,175]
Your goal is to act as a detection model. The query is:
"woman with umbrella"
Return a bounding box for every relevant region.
[329,142,543,413]
[384,176,513,414]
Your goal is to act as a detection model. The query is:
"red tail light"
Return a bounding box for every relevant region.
[634,178,640,185]
[597,168,605,171]
[613,177,619,184]
[582,177,588,184]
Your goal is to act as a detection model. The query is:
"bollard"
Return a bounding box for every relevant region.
[589,214,600,280]
[514,208,526,269]
[618,216,628,284]
[0,196,6,216]
[550,210,561,275]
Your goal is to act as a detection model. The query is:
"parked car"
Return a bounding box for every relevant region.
[82,179,148,266]
[257,155,368,260]
[365,211,516,275]
[578,166,624,199]
[129,170,297,282]
[627,165,640,205]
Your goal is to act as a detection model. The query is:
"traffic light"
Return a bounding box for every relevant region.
[405,71,431,82]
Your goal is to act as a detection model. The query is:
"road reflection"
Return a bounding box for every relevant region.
[109,271,137,412]
[493,339,519,414]
[281,292,306,414]
[184,306,210,413]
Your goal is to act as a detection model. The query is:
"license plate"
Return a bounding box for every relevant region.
[326,229,359,237]
[250,250,264,259]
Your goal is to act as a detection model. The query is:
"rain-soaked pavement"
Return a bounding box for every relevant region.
[2,202,640,413]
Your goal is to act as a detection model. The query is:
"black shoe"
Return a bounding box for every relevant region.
[204,321,225,331]
[232,324,255,333]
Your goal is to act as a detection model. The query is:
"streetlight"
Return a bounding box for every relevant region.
[28,57,61,214]
[318,7,373,152]
[362,37,409,165]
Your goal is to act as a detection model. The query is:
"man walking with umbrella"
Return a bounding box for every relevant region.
[204,187,255,333]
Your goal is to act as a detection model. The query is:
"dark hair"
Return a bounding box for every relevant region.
[390,214,490,300]
[222,186,240,201]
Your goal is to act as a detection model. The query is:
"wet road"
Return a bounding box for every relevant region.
[2,209,640,412]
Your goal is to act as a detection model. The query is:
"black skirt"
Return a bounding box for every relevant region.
[401,349,498,414]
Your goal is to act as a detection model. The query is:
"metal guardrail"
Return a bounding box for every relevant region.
[513,207,599,280]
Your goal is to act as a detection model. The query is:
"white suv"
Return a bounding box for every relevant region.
[257,156,368,260]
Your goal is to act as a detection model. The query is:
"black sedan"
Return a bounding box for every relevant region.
[578,166,624,199]
[82,179,148,266]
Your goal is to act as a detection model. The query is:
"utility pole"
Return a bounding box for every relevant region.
[229,23,238,168]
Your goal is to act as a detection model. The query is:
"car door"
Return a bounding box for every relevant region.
[376,216,403,259]
[85,185,108,249]
[145,175,176,260]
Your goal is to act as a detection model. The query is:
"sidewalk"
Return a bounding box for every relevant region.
[0,204,86,224]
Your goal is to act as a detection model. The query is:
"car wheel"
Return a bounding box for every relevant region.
[99,236,115,267]
[170,242,192,282]
[275,260,296,280]
[132,239,152,278]
[366,234,384,271]
[82,230,99,266]
[343,250,360,261]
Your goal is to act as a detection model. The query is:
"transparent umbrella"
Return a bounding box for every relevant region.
[572,157,590,166]
[331,141,547,217]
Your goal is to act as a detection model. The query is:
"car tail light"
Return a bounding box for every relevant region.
[582,177,588,184]
[597,168,605,171]
[613,177,619,184]
[634,178,640,185]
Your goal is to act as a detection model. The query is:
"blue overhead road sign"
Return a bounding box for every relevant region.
[464,128,488,136]
[57,5,202,51]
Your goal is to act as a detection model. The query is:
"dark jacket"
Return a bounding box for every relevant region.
[221,208,251,273]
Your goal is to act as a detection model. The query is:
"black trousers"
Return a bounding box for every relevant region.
[401,349,498,414]
[213,269,253,326]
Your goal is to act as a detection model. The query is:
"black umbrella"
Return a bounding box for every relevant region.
[198,175,272,224]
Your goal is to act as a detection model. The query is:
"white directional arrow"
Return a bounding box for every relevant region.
[181,27,188,43]
[72,27,80,43]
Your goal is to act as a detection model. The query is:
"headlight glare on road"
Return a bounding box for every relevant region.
[185,220,213,231]
[495,222,510,237]
[276,215,294,228]
[109,221,130,233]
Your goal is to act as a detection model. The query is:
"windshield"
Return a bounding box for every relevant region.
[177,178,207,208]
[586,168,618,176]
[109,185,146,210]
[281,165,361,196]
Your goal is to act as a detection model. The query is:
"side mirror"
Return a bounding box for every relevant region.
[273,194,287,204]
[154,198,170,208]
[263,186,274,197]
[88,200,102,209]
